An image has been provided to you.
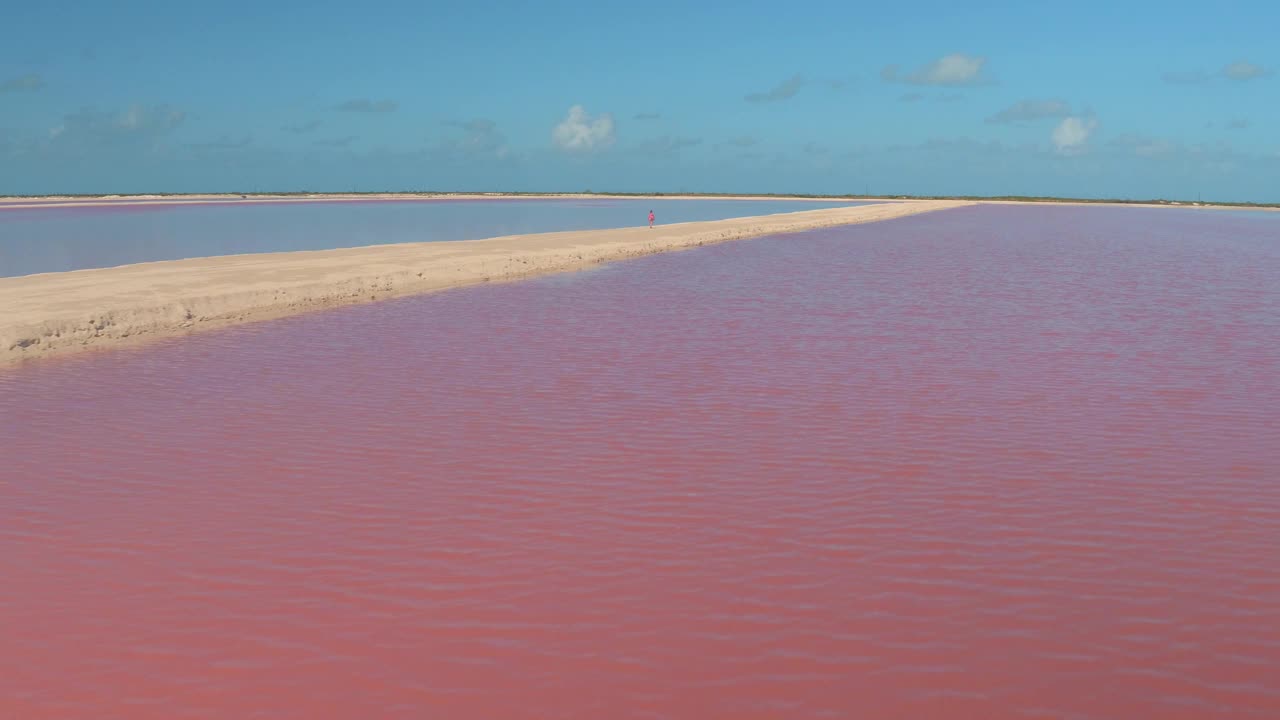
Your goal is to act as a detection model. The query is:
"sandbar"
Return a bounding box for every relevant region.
[1,201,969,365]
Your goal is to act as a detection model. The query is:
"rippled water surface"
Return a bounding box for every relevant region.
[0,197,861,277]
[2,205,1279,719]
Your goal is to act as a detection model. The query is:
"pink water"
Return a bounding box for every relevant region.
[2,205,1279,719]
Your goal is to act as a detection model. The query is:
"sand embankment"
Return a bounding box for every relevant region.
[0,200,968,365]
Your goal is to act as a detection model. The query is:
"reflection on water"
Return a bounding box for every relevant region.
[0,197,863,277]
[2,205,1278,719]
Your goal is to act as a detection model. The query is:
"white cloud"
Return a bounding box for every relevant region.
[882,53,990,86]
[1052,115,1097,155]
[552,105,615,152]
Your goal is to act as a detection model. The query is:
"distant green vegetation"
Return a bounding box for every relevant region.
[4,190,1277,209]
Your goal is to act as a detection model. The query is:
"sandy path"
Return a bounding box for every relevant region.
[0,201,968,365]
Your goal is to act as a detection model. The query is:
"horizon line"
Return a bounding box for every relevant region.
[1,190,1277,208]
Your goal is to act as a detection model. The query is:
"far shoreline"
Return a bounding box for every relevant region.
[0,192,866,211]
[0,191,1275,213]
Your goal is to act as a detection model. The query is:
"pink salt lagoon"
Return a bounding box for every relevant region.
[2,204,1278,718]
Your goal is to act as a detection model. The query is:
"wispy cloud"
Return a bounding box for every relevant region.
[313,135,359,148]
[1227,118,1252,130]
[1052,114,1098,155]
[453,118,495,133]
[282,120,322,134]
[636,135,702,155]
[1109,134,1177,158]
[1162,70,1211,85]
[986,99,1072,125]
[745,74,804,103]
[1164,61,1273,84]
[900,92,966,104]
[442,118,508,158]
[552,105,615,152]
[864,135,1276,194]
[724,136,757,148]
[633,112,661,121]
[1222,61,1272,80]
[48,105,185,149]
[882,53,991,87]
[188,135,252,151]
[333,98,398,113]
[1,73,44,92]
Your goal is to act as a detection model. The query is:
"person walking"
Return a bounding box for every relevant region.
[648,209,655,228]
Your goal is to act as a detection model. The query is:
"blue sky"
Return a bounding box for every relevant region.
[2,0,1277,200]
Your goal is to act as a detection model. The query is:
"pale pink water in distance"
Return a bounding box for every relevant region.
[2,205,1279,719]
